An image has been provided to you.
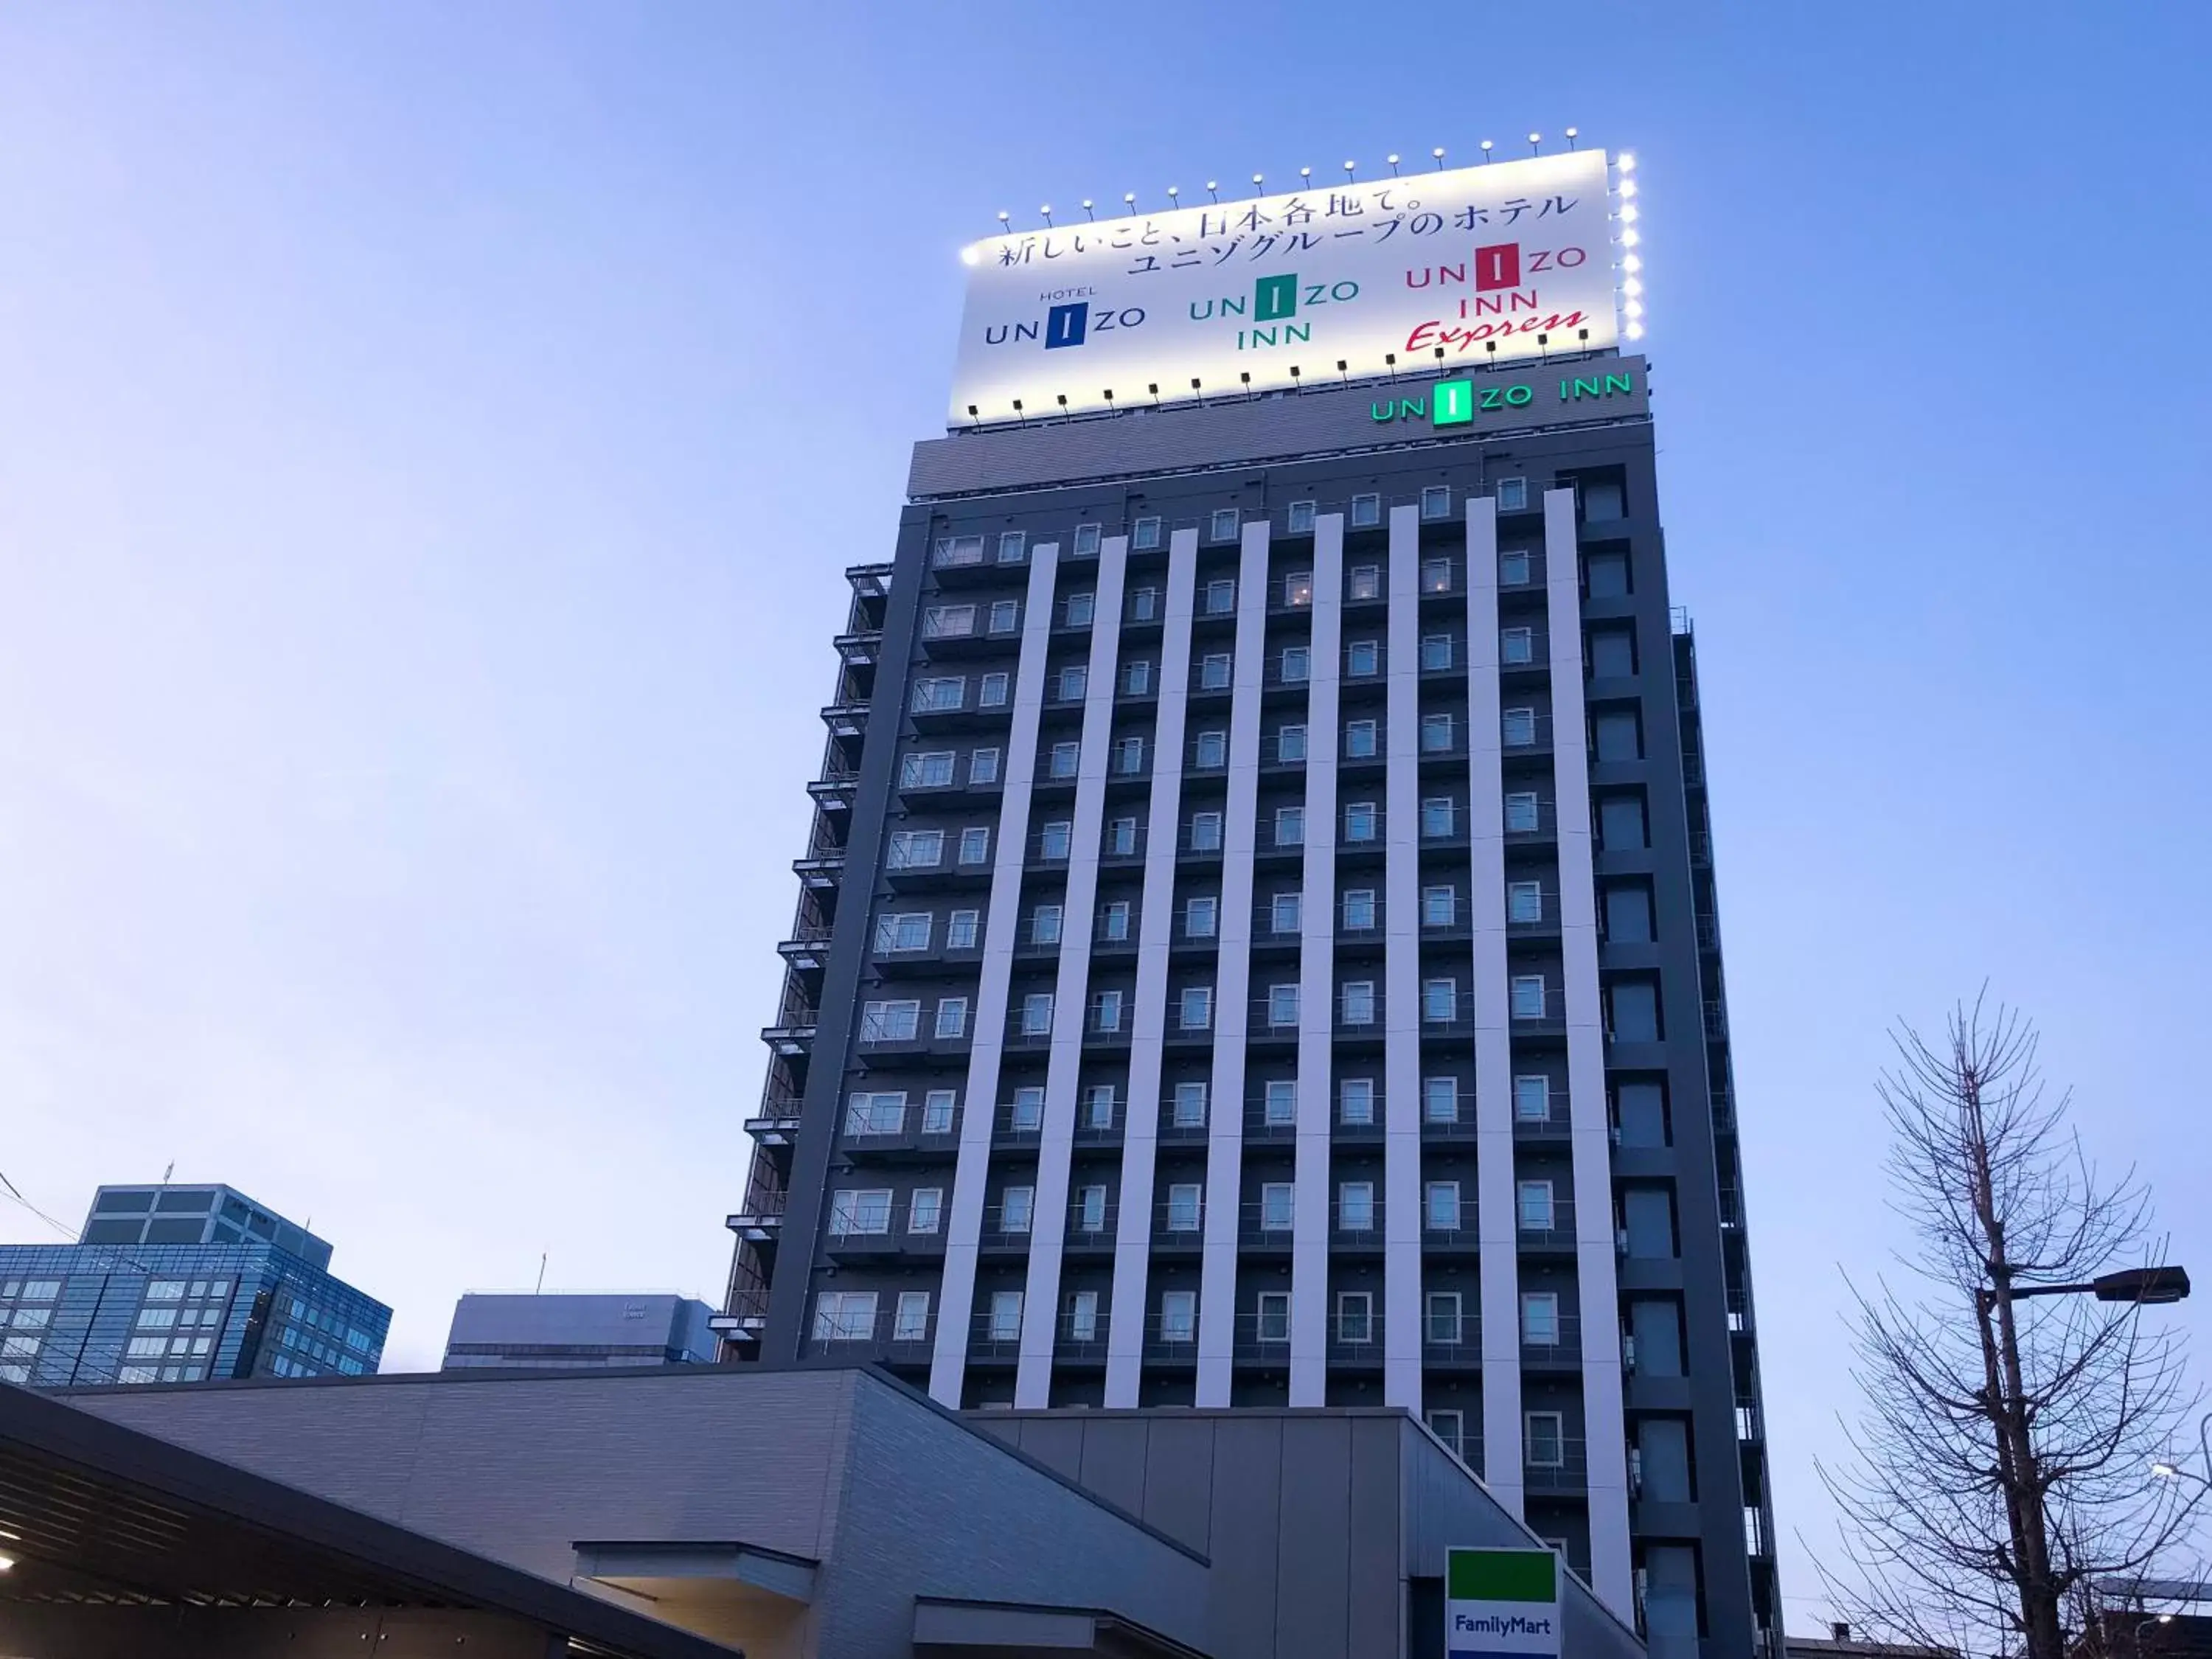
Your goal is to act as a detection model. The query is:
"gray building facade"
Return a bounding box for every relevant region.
[0,1182,389,1388]
[442,1293,717,1371]
[723,351,1776,1656]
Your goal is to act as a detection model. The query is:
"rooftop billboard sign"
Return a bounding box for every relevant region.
[949,150,1621,427]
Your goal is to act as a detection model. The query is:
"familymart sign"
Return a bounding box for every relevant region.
[1447,1548,1561,1658]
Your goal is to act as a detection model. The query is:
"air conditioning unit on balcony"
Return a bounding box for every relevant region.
[1621,1335,1638,1372]
[1608,1123,1622,1149]
[1627,1447,1644,1498]
[1615,1228,1631,1255]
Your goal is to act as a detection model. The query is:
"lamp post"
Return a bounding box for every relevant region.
[1974,1265,2191,1659]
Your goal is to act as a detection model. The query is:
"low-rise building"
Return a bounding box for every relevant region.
[441,1292,716,1371]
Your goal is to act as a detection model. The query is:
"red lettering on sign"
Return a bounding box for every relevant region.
[1475,243,1521,291]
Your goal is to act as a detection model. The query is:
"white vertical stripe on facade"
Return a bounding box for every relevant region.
[930,542,1062,1407]
[1105,530,1198,1408]
[1290,515,1343,1408]
[1466,498,1524,1514]
[1015,540,1129,1407]
[1194,518,1272,1405]
[1380,505,1425,1412]
[1543,487,1633,1617]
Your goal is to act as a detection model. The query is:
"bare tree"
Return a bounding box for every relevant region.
[1817,994,2202,1659]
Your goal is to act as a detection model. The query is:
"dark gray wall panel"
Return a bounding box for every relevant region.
[1274,1414,1352,1659]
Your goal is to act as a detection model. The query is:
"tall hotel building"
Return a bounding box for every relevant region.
[722,149,1779,1655]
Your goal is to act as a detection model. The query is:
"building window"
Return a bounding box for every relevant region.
[1350,493,1381,528]
[1166,1183,1203,1232]
[1172,1081,1208,1127]
[874,912,932,953]
[1084,1085,1117,1129]
[1425,1181,1461,1231]
[1518,1180,1557,1231]
[1067,1289,1101,1339]
[910,1188,943,1233]
[961,826,992,864]
[1057,667,1088,703]
[1345,719,1379,759]
[1348,563,1382,600]
[1020,994,1054,1036]
[828,1189,894,1237]
[933,534,984,568]
[1133,515,1163,550]
[1065,591,1096,627]
[1420,484,1451,521]
[1424,1076,1458,1124]
[1275,806,1305,848]
[1280,645,1310,684]
[813,1291,877,1343]
[1520,1291,1560,1345]
[947,909,981,949]
[1129,585,1160,622]
[934,998,969,1039]
[911,675,966,713]
[1499,547,1531,588]
[1038,821,1072,860]
[1271,891,1302,934]
[1261,1183,1295,1231]
[859,1001,920,1043]
[922,604,975,639]
[1505,791,1541,833]
[1264,1079,1297,1125]
[1190,811,1224,852]
[886,830,942,870]
[1420,557,1452,594]
[1287,501,1318,535]
[1495,477,1529,512]
[1100,900,1131,942]
[1257,1291,1291,1342]
[1267,984,1300,1028]
[1501,707,1537,748]
[1511,976,1547,1020]
[1514,1076,1551,1122]
[1284,571,1314,607]
[1009,1087,1046,1131]
[1074,523,1102,556]
[1508,882,1544,923]
[1277,724,1307,763]
[988,599,1020,633]
[1423,979,1458,1023]
[1419,633,1453,671]
[1113,735,1145,775]
[1209,508,1241,543]
[1340,1077,1377,1124]
[1420,797,1455,838]
[1338,1182,1376,1232]
[1161,1290,1198,1343]
[1426,1293,1463,1346]
[1194,728,1228,768]
[1336,1291,1374,1343]
[1526,1411,1565,1467]
[1501,625,1536,666]
[1122,659,1153,696]
[1343,801,1378,842]
[1105,817,1138,855]
[1422,886,1457,928]
[1001,1185,1036,1234]
[1341,888,1377,931]
[1186,895,1218,938]
[1199,653,1233,689]
[980,671,1011,707]
[1420,712,1454,753]
[997,530,1028,563]
[922,1091,957,1133]
[1204,579,1237,616]
[969,747,1002,784]
[894,1291,931,1342]
[1093,990,1125,1032]
[1340,980,1377,1026]
[989,1290,1025,1342]
[1180,986,1214,1030]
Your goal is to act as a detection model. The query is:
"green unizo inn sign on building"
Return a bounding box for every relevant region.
[1447,1548,1561,1658]
[1372,369,1638,428]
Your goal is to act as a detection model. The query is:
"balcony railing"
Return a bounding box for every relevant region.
[1523,1435,1590,1492]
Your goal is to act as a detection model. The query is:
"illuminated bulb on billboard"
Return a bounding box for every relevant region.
[1618,204,1639,223]
[1622,254,1643,272]
[1626,321,1646,339]
[1616,153,1637,172]
[1618,179,1638,198]
[1623,277,1644,296]
[1624,300,1645,319]
[960,246,980,266]
[1621,229,1641,246]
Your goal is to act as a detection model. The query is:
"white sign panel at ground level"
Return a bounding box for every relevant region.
[950,150,1617,425]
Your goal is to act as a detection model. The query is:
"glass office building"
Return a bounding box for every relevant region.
[0,1183,390,1388]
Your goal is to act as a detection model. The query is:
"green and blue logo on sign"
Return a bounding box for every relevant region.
[1447,1548,1560,1658]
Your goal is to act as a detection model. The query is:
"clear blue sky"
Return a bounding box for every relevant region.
[3,2,2208,1629]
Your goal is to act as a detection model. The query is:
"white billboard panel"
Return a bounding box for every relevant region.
[949,150,1618,426]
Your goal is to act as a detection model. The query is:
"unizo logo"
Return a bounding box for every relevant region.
[1190,271,1363,353]
[984,292,1147,350]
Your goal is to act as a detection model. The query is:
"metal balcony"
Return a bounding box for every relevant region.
[724,1209,785,1243]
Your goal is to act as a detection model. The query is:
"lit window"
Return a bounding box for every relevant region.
[1200,653,1233,689]
[1280,645,1310,684]
[1348,564,1381,600]
[1496,477,1529,512]
[1420,633,1453,670]
[1065,591,1096,627]
[1421,484,1451,521]
[1508,882,1544,923]
[859,1001,920,1043]
[1209,508,1240,542]
[1350,493,1381,528]
[911,1189,945,1232]
[1421,557,1452,594]
[1420,712,1454,753]
[1505,791,1541,832]
[1172,1081,1208,1126]
[1261,1183,1295,1230]
[1039,821,1072,859]
[1511,975,1547,1019]
[1343,801,1378,842]
[1179,986,1214,1030]
[1501,625,1536,666]
[1346,719,1378,759]
[1278,725,1307,762]
[947,909,981,949]
[1340,980,1377,1026]
[1133,516,1163,550]
[960,825,992,864]
[980,671,1011,706]
[1185,896,1218,938]
[1189,812,1223,852]
[1340,1077,1376,1124]
[1268,984,1300,1028]
[1423,978,1458,1023]
[1284,571,1314,607]
[1020,994,1054,1036]
[1031,904,1063,945]
[1287,501,1317,535]
[1518,1180,1556,1231]
[1074,523,1102,556]
[1425,1181,1461,1230]
[998,530,1028,563]
[1276,806,1305,847]
[1341,888,1377,931]
[1514,1075,1551,1122]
